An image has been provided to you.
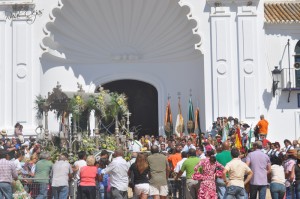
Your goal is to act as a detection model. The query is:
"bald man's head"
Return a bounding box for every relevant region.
[222,141,230,150]
[114,148,124,157]
[151,145,159,154]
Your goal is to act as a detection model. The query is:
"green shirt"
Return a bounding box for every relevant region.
[216,150,232,166]
[34,159,53,183]
[181,156,200,179]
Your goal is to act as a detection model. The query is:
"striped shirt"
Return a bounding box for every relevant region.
[0,158,18,183]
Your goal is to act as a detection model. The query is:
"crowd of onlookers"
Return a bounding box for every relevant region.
[1,117,300,199]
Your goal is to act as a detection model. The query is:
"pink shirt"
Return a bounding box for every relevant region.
[79,166,97,186]
[284,159,296,187]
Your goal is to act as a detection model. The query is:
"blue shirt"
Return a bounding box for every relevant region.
[98,168,109,187]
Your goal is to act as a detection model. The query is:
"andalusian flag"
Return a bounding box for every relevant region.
[187,98,195,134]
[164,99,173,138]
[175,99,184,137]
[235,128,243,150]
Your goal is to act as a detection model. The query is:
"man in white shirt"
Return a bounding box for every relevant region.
[128,138,142,153]
[102,149,129,199]
[174,151,188,199]
[51,153,72,199]
[13,151,24,174]
[196,147,206,160]
[182,138,196,152]
[73,151,87,180]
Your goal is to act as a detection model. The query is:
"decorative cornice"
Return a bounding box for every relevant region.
[210,7,231,16]
[206,0,260,7]
[237,6,257,16]
[0,0,34,6]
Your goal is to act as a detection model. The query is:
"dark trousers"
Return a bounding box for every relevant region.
[249,184,267,199]
[110,187,128,199]
[171,177,186,199]
[77,186,96,199]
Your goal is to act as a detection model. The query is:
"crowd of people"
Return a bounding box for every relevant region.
[1,117,300,199]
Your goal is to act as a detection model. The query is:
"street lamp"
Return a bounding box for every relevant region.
[272,66,282,97]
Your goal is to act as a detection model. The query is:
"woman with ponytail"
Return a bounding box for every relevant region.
[128,153,150,199]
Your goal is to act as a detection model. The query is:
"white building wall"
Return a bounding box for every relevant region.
[0,0,299,142]
[264,24,300,142]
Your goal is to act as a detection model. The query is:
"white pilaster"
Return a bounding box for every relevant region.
[0,7,14,129]
[12,20,33,126]
[237,6,258,121]
[0,17,5,127]
[210,6,233,118]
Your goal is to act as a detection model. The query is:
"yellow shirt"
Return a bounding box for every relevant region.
[225,158,251,188]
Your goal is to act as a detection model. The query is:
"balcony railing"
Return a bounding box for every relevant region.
[280,68,300,91]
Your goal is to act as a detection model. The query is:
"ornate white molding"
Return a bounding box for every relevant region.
[0,0,41,23]
[210,7,231,16]
[237,6,257,16]
[0,0,33,6]
[40,0,203,65]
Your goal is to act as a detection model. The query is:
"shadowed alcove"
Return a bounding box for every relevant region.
[102,80,158,137]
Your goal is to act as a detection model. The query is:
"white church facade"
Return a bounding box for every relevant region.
[0,0,299,142]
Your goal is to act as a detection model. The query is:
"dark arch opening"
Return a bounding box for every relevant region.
[102,80,158,137]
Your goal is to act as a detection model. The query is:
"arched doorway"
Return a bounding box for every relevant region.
[103,80,158,137]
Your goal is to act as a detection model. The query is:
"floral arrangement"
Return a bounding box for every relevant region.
[100,135,117,151]
[68,95,85,119]
[34,94,46,120]
[107,92,128,119]
[95,89,109,118]
[79,134,97,153]
[116,93,128,114]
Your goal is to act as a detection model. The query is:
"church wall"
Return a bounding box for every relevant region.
[263,24,300,142]
[40,59,205,135]
[0,0,61,134]
[0,0,299,142]
[38,0,209,135]
[204,0,263,131]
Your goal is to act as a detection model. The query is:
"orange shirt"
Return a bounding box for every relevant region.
[80,166,97,186]
[257,119,269,135]
[167,153,182,170]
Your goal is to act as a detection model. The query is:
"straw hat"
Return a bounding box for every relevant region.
[0,130,7,136]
